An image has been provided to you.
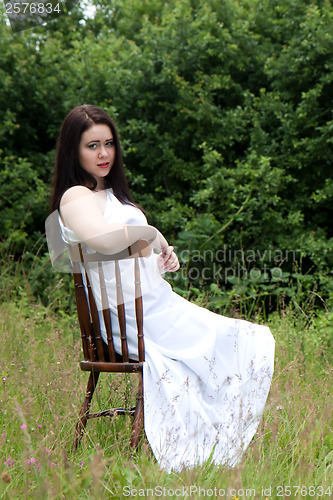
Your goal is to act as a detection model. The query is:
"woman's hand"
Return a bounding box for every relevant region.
[156,246,180,273]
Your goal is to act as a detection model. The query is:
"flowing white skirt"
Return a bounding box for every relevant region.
[141,282,274,471]
[97,273,274,472]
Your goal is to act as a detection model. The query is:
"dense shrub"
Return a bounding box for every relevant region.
[0,0,332,311]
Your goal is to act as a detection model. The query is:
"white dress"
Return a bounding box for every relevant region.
[59,189,275,472]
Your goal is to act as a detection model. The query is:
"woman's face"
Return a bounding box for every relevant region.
[78,124,116,189]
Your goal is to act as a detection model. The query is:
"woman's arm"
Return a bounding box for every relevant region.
[156,246,180,273]
[60,186,169,255]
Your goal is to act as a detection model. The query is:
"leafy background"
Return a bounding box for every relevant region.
[0,0,332,313]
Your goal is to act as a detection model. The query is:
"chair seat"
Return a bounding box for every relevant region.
[80,360,143,373]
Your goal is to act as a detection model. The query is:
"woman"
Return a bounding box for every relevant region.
[49,104,275,472]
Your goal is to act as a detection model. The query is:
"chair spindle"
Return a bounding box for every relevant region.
[98,262,117,363]
[134,258,145,362]
[115,260,129,362]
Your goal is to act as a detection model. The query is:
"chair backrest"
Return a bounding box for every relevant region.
[68,240,150,365]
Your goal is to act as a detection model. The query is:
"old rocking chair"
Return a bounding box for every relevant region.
[69,240,149,452]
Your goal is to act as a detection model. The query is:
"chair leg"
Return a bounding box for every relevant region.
[130,371,144,449]
[72,371,100,452]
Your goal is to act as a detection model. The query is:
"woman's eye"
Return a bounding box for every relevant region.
[106,140,114,147]
[88,144,97,149]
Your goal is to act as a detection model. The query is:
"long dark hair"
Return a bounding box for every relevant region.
[50,105,136,212]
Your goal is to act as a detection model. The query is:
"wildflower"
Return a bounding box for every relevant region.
[27,458,41,473]
[20,424,28,430]
[46,448,52,454]
[38,424,42,429]
[50,462,56,468]
[80,461,84,467]
[4,458,14,468]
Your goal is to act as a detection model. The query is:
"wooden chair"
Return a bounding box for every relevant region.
[68,240,150,452]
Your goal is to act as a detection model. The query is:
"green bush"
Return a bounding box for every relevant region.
[0,0,332,310]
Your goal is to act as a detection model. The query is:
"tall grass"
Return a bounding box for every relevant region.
[0,265,332,498]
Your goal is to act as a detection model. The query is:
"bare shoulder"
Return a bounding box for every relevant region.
[60,186,93,207]
[60,186,107,220]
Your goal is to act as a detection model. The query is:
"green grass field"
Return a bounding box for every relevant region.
[0,298,332,499]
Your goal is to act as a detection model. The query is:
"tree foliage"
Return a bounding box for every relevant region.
[0,0,332,310]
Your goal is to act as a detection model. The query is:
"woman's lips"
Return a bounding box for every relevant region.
[97,162,110,168]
